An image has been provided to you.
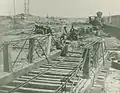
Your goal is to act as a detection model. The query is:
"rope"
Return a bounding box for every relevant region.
[55,58,84,93]
[36,39,50,64]
[12,36,51,69]
[50,32,65,48]
[12,39,27,68]
[34,48,42,58]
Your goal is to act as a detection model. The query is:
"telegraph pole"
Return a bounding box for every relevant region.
[24,0,30,19]
[13,0,16,29]
[109,12,111,24]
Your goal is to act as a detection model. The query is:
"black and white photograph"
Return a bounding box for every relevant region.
[0,0,120,93]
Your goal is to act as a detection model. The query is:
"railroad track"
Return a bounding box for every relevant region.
[0,51,84,93]
[0,36,107,93]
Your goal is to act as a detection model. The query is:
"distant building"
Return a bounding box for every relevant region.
[111,15,120,26]
[0,16,12,21]
[104,15,120,27]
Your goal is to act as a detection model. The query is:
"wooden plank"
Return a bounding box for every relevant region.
[1,86,54,93]
[19,76,61,81]
[16,78,78,84]
[0,89,8,93]
[1,84,71,93]
[27,74,64,79]
[16,78,61,84]
[111,61,120,70]
[9,81,60,90]
[30,70,69,76]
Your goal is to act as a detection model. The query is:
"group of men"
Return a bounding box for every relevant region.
[33,11,104,50]
[34,24,52,35]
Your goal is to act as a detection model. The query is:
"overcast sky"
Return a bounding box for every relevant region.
[0,0,120,17]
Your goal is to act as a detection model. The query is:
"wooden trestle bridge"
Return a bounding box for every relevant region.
[0,33,109,93]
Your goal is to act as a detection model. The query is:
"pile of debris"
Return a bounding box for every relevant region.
[104,37,120,50]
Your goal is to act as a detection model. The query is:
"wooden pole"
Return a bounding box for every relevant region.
[28,38,34,63]
[101,41,105,66]
[98,42,101,60]
[3,42,10,72]
[60,44,68,56]
[83,48,90,78]
[46,35,52,56]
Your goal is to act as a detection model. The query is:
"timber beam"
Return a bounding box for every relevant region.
[0,50,61,86]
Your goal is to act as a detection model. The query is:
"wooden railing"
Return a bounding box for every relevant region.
[0,34,57,72]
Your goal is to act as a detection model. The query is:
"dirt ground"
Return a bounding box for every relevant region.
[105,68,120,93]
[104,37,120,93]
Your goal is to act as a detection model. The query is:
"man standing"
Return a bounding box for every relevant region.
[96,11,104,28]
[91,11,104,36]
[69,25,78,40]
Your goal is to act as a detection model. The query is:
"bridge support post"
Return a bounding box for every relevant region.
[28,38,35,63]
[60,43,68,57]
[3,42,10,72]
[93,42,100,68]
[83,48,90,79]
[46,35,52,56]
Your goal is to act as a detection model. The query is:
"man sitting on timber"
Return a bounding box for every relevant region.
[34,24,53,35]
[34,24,44,34]
[46,26,53,35]
[69,25,78,40]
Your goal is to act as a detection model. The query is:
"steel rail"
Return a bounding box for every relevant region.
[8,57,64,93]
[55,40,102,93]
[54,58,84,93]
